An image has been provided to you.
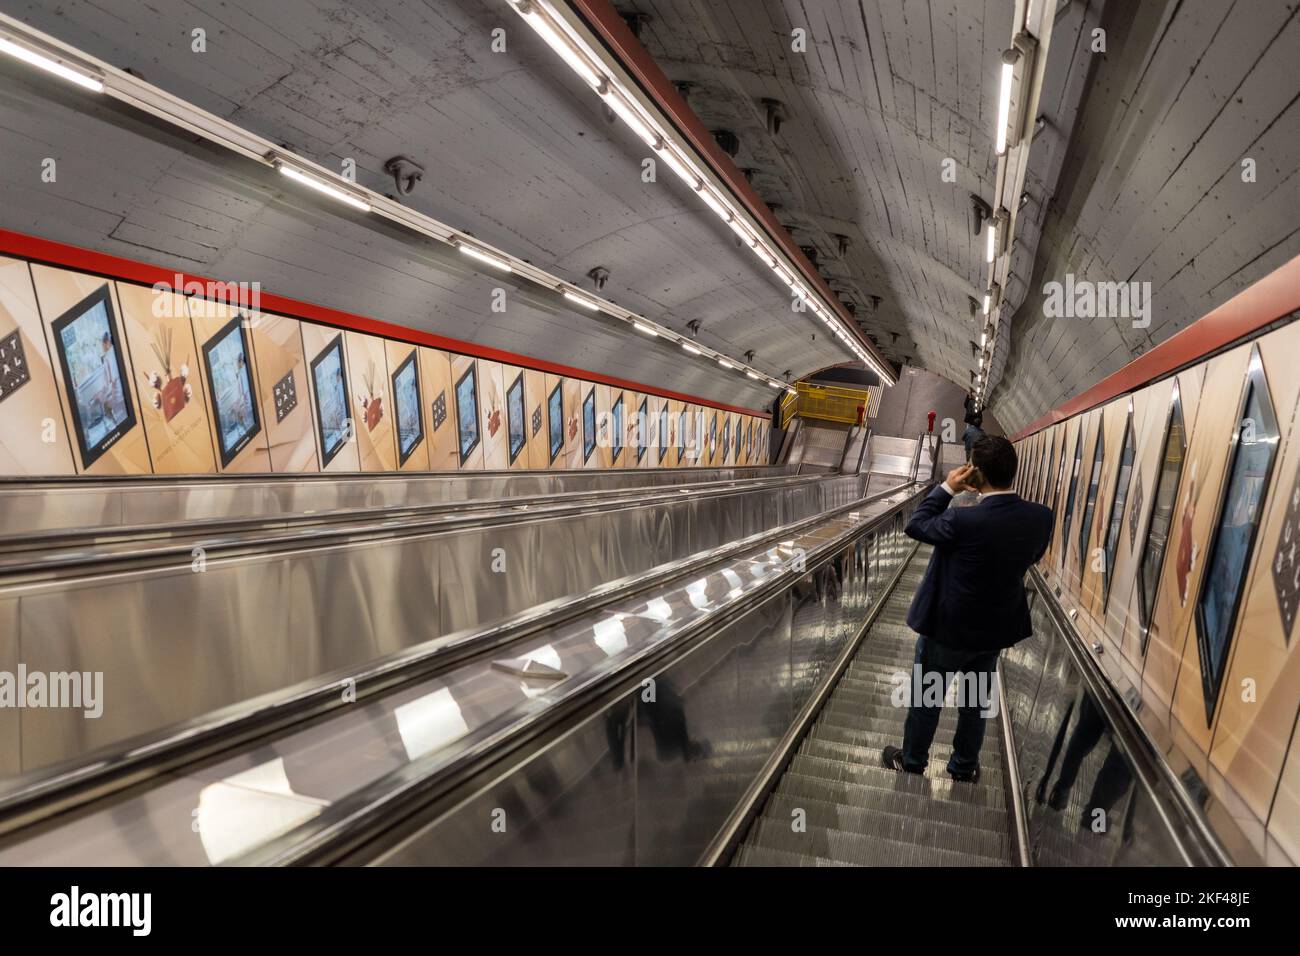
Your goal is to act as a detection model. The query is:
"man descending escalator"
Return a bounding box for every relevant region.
[881,436,1053,782]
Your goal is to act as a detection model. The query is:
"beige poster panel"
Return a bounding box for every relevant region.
[592,384,612,470]
[624,390,642,469]
[1142,345,1248,729]
[300,324,360,472]
[1209,320,1300,841]
[524,369,549,470]
[1079,397,1128,615]
[418,347,459,472]
[186,300,273,474]
[498,364,528,471]
[0,258,75,475]
[249,312,317,473]
[546,373,576,470]
[113,283,214,475]
[385,341,430,473]
[665,399,682,468]
[449,354,484,471]
[1046,417,1080,569]
[567,378,589,469]
[30,265,151,475]
[344,332,397,473]
[1114,378,1178,668]
[476,359,508,471]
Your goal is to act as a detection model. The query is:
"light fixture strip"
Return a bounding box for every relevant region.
[0,12,790,395]
[505,0,894,384]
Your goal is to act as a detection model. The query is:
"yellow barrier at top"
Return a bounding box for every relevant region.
[793,382,874,425]
[779,390,798,428]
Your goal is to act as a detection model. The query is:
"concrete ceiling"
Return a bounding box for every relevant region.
[2,0,1295,431]
[0,0,858,413]
[620,0,1300,431]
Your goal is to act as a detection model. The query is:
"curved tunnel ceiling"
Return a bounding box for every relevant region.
[0,0,861,413]
[1,0,1296,431]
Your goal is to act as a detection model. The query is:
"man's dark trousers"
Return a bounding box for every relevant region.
[901,634,1000,775]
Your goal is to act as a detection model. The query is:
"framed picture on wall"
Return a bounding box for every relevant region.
[636,396,648,463]
[582,387,596,463]
[454,364,480,465]
[309,334,351,468]
[50,285,137,468]
[722,418,731,461]
[548,382,564,464]
[201,315,261,467]
[612,395,624,463]
[709,412,717,460]
[390,351,424,466]
[658,403,668,463]
[506,371,526,464]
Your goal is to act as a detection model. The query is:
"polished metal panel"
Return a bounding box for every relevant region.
[865,435,920,478]
[0,484,920,864]
[0,599,17,777]
[0,465,787,537]
[2,474,875,775]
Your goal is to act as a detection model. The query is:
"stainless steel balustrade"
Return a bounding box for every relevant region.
[0,483,924,865]
[0,472,871,778]
[0,464,787,537]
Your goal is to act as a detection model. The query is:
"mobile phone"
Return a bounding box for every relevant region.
[967,466,984,487]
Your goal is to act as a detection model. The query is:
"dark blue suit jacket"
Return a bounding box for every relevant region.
[904,485,1054,652]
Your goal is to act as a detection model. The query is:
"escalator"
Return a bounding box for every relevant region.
[731,545,1016,866]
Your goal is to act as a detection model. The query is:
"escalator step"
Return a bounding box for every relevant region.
[774,773,1009,831]
[730,845,850,868]
[741,818,1008,867]
[757,793,1012,860]
[786,754,1006,809]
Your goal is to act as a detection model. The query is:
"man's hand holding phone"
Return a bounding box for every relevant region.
[946,463,980,493]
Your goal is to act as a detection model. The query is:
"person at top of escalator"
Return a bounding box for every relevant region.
[962,412,985,461]
[882,435,1053,784]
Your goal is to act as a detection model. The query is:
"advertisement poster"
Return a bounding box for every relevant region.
[582,387,596,463]
[548,382,564,463]
[391,351,424,466]
[506,372,526,464]
[50,286,136,468]
[455,364,480,465]
[310,335,351,467]
[612,394,624,463]
[201,316,261,467]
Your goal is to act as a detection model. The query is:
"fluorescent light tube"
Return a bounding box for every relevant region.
[657,145,701,188]
[986,223,996,263]
[697,185,732,221]
[996,56,1015,154]
[278,164,371,212]
[681,342,701,355]
[633,322,658,337]
[458,243,513,272]
[983,292,991,315]
[718,358,734,369]
[563,291,600,311]
[0,37,103,92]
[514,3,606,91]
[980,332,987,347]
[746,371,760,380]
[603,88,660,148]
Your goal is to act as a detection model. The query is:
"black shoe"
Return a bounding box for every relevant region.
[881,746,922,774]
[948,765,980,784]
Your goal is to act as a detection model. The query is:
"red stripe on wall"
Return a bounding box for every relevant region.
[567,0,892,377]
[0,228,770,419]
[1011,254,1300,441]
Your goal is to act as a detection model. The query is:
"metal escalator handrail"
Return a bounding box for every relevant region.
[0,462,787,489]
[698,538,923,866]
[235,483,933,865]
[1027,566,1233,867]
[995,665,1032,867]
[0,471,818,561]
[0,473,828,583]
[0,478,922,839]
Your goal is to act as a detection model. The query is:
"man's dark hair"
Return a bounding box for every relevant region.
[972,435,1016,489]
